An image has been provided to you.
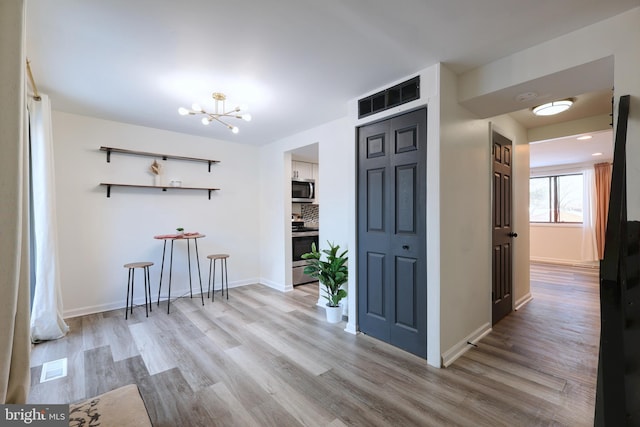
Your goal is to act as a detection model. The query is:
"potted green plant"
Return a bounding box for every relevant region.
[302,241,348,323]
[176,227,184,236]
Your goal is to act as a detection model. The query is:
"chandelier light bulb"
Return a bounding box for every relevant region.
[231,126,239,134]
[201,117,210,125]
[242,114,252,122]
[178,107,189,116]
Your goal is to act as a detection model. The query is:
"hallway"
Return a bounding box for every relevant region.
[455,262,600,425]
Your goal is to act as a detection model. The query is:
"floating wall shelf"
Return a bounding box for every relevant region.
[100,183,220,199]
[99,146,220,172]
[99,146,221,199]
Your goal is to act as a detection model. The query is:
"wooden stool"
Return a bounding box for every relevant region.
[207,254,229,301]
[124,261,153,319]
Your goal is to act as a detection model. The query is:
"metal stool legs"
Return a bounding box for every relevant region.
[124,262,153,319]
[207,254,229,301]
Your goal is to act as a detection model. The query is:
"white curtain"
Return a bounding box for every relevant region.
[0,0,31,404]
[581,167,598,262]
[28,94,69,342]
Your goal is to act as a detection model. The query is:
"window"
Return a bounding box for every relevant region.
[530,174,583,223]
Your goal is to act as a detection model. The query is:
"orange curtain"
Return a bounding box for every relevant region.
[594,162,612,259]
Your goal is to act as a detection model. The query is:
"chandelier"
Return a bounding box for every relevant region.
[178,92,251,134]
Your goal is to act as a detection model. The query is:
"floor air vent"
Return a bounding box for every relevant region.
[358,76,420,119]
[40,358,68,383]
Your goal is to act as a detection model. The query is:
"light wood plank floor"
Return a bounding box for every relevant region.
[28,263,600,426]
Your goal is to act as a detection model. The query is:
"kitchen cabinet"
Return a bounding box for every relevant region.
[292,161,313,180]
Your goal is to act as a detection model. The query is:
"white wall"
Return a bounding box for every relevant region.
[438,66,530,365]
[530,224,585,265]
[53,112,261,317]
[438,64,491,363]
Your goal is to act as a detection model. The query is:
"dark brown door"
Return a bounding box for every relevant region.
[492,131,515,325]
[357,108,427,358]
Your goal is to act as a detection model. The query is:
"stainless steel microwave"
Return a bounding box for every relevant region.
[292,179,315,203]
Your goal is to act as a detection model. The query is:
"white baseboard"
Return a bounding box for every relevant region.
[530,257,599,268]
[344,321,357,335]
[258,278,292,292]
[63,278,259,319]
[515,292,533,310]
[64,302,126,319]
[441,322,492,367]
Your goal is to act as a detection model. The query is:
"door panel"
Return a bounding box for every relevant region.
[367,133,386,158]
[396,165,416,234]
[366,252,385,318]
[367,169,385,231]
[395,256,417,330]
[492,131,514,325]
[357,109,427,358]
[395,126,418,153]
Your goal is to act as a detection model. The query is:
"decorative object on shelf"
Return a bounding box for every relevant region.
[150,159,163,186]
[302,241,348,324]
[176,227,184,235]
[532,98,574,116]
[178,92,251,134]
[170,180,182,187]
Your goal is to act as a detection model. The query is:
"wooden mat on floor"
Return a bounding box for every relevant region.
[69,384,152,427]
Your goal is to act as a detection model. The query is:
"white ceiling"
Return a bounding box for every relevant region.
[25,1,640,145]
[529,129,613,169]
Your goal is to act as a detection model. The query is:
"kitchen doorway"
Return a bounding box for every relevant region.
[288,143,320,290]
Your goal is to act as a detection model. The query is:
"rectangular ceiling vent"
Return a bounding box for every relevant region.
[358,76,420,119]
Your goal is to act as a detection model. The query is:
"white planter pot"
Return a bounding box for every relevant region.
[325,304,342,323]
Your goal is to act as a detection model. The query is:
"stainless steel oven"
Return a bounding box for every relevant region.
[292,229,319,285]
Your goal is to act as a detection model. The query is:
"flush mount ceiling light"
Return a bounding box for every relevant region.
[532,98,574,116]
[179,92,251,134]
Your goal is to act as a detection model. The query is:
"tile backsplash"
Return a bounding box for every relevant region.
[301,204,319,225]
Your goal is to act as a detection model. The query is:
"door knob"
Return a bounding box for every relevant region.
[508,232,518,238]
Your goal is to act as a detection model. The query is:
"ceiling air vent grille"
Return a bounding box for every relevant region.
[358,76,420,119]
